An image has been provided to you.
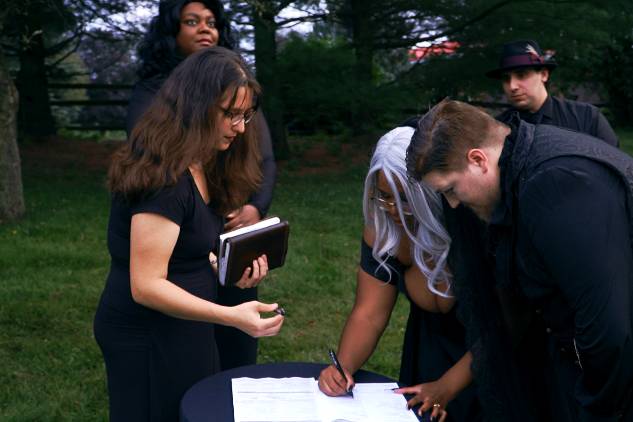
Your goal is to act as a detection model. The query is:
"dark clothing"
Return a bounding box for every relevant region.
[214,284,258,369]
[488,118,633,420]
[359,240,482,422]
[125,75,162,137]
[126,74,277,370]
[126,74,277,217]
[497,95,619,147]
[94,171,222,421]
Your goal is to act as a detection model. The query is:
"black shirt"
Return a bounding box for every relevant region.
[516,156,632,420]
[497,96,619,147]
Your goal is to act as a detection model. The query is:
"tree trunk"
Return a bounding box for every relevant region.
[349,0,374,135]
[16,6,56,139]
[252,4,289,159]
[0,46,26,222]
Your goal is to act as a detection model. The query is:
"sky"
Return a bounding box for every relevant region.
[88,1,319,41]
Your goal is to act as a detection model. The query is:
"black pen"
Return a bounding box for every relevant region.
[328,349,353,396]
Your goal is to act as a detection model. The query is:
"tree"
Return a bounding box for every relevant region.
[6,0,68,138]
[1,0,142,140]
[226,0,326,158]
[582,3,633,125]
[403,0,633,117]
[0,13,25,222]
[76,28,140,130]
[252,1,290,158]
[323,0,515,133]
[601,33,633,125]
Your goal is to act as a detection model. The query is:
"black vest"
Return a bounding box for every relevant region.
[491,119,633,343]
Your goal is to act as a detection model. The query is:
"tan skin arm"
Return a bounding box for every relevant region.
[129,212,284,337]
[318,227,398,396]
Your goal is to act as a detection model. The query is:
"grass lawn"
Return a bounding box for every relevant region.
[0,136,409,421]
[1,127,632,420]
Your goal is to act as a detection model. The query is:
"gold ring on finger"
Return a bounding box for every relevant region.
[433,403,441,408]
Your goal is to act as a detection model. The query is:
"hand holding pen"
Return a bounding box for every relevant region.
[317,349,355,397]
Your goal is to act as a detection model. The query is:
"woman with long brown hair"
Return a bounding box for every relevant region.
[128,0,276,371]
[94,47,284,421]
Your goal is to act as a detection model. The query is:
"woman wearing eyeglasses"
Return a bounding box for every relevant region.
[94,48,285,422]
[127,0,277,371]
[317,126,480,422]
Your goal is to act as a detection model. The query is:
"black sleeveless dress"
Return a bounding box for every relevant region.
[360,240,481,422]
[94,170,222,421]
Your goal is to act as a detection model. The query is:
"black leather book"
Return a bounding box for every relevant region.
[218,217,290,286]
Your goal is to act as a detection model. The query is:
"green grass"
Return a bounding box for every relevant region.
[0,138,408,421]
[258,163,409,372]
[619,127,633,156]
[0,162,112,420]
[2,127,631,420]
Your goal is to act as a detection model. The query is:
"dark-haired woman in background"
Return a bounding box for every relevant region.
[127,0,277,370]
[94,47,284,421]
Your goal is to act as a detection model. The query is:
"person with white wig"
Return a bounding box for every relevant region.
[318,126,480,422]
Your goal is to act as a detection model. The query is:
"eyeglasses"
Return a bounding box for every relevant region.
[372,193,413,216]
[220,107,257,126]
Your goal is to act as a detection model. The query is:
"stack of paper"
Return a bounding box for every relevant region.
[231,377,419,422]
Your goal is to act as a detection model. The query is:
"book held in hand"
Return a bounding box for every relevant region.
[218,217,290,286]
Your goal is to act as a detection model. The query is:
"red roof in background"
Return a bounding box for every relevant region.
[409,41,460,62]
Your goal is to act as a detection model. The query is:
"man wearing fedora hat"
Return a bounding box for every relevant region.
[488,39,619,147]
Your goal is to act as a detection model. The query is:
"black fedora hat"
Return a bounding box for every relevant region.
[486,40,557,79]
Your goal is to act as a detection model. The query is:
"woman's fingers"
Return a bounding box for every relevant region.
[392,386,418,395]
[248,314,283,338]
[406,394,424,409]
[249,257,267,285]
[250,302,284,337]
[235,266,253,289]
[258,317,284,337]
[429,403,444,421]
[235,255,268,289]
[418,397,434,415]
[318,365,349,396]
[319,373,340,396]
[438,409,448,422]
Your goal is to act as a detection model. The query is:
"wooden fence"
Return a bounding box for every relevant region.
[50,83,550,132]
[48,83,132,131]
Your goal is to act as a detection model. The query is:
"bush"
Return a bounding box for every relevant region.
[277,34,437,137]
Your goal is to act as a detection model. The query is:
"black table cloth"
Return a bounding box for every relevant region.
[180,362,404,422]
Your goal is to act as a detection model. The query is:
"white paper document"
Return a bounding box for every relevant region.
[231,378,419,422]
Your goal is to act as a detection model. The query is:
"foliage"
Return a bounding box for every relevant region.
[278,34,425,136]
[75,28,140,130]
[1,0,147,137]
[403,0,633,111]
[594,32,633,125]
[277,35,355,134]
[3,0,632,139]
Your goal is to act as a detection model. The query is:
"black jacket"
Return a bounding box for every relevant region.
[489,117,633,421]
[497,96,619,147]
[126,75,276,216]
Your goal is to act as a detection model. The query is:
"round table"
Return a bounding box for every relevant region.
[179,362,399,422]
